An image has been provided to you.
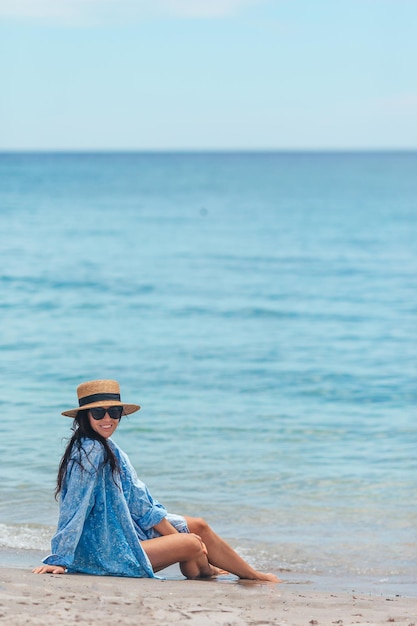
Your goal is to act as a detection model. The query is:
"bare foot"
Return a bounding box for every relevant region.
[210,565,229,576]
[253,572,281,583]
[195,563,229,579]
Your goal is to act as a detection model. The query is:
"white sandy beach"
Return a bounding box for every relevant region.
[0,567,415,626]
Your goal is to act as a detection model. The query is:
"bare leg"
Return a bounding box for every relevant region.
[185,517,280,582]
[141,532,219,579]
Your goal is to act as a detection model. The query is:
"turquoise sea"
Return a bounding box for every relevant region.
[0,152,416,595]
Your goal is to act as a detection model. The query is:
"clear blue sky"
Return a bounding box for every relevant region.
[1,0,416,150]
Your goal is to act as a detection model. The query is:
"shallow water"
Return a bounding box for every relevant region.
[0,152,416,594]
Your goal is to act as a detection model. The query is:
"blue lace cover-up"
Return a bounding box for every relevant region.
[43,438,189,577]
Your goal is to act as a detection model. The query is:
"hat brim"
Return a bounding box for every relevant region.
[62,401,140,418]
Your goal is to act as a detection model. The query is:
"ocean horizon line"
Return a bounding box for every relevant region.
[1,148,416,156]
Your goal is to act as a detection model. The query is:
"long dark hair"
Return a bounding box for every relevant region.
[55,409,121,499]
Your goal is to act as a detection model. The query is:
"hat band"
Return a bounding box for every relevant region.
[79,392,121,407]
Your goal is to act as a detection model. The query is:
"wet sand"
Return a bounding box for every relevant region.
[0,567,415,626]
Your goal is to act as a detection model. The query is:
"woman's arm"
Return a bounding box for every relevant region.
[152,517,180,536]
[120,451,169,531]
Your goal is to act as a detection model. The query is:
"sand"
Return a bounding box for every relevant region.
[0,567,415,626]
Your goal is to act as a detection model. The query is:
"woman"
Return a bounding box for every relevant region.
[33,380,279,582]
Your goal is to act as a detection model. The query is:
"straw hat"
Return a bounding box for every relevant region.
[62,379,140,418]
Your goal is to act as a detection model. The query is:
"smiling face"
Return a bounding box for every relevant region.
[88,407,121,439]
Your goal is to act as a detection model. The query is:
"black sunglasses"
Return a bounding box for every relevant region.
[90,406,124,421]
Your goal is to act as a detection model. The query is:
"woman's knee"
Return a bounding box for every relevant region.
[187,516,210,536]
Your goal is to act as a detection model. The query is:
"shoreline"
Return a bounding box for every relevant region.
[1,566,416,626]
[1,547,416,599]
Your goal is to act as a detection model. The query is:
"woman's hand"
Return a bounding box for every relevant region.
[32,565,66,575]
[191,533,208,556]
